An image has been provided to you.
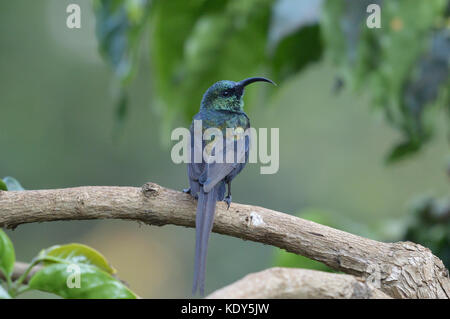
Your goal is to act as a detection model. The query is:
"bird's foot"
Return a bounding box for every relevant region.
[183,187,198,199]
[224,195,232,210]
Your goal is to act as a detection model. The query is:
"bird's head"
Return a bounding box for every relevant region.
[200,77,276,112]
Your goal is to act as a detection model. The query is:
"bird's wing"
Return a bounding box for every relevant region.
[188,125,206,180]
[201,134,249,193]
[188,115,250,193]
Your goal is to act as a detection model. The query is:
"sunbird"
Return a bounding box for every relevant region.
[185,77,276,295]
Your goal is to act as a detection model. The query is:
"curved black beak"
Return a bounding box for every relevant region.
[238,77,277,89]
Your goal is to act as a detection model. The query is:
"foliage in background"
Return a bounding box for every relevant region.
[94,0,323,133]
[94,0,449,161]
[0,179,136,299]
[274,198,450,271]
[94,0,151,84]
[0,230,136,299]
[322,0,450,162]
[93,0,449,274]
[402,196,450,268]
[94,0,152,134]
[273,208,379,272]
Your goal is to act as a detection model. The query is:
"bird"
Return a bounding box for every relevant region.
[184,77,276,295]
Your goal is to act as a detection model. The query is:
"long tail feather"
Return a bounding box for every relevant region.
[192,187,218,295]
[192,191,206,294]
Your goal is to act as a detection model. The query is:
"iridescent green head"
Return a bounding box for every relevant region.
[200,77,276,112]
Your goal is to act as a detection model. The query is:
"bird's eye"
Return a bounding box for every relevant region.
[222,90,230,97]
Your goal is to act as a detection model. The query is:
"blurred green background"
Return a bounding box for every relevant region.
[0,0,448,298]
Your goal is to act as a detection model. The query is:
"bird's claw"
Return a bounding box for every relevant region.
[224,195,232,210]
[184,187,198,199]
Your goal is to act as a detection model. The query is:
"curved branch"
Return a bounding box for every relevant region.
[1,261,42,284]
[207,267,391,299]
[1,262,127,286]
[0,183,449,298]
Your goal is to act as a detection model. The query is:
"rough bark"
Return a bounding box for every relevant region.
[0,183,449,298]
[207,267,391,299]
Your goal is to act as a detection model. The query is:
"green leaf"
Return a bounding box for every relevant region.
[386,140,421,163]
[0,229,15,278]
[94,0,152,130]
[94,0,151,84]
[1,177,25,191]
[112,90,129,142]
[270,24,323,82]
[0,285,11,299]
[29,243,137,298]
[29,263,136,299]
[38,243,116,275]
[0,179,7,191]
[321,0,449,161]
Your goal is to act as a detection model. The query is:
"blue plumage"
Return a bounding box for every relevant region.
[186,77,275,295]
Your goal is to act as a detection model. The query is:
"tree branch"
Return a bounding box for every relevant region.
[7,261,41,284]
[0,183,449,298]
[207,267,391,299]
[0,262,127,287]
